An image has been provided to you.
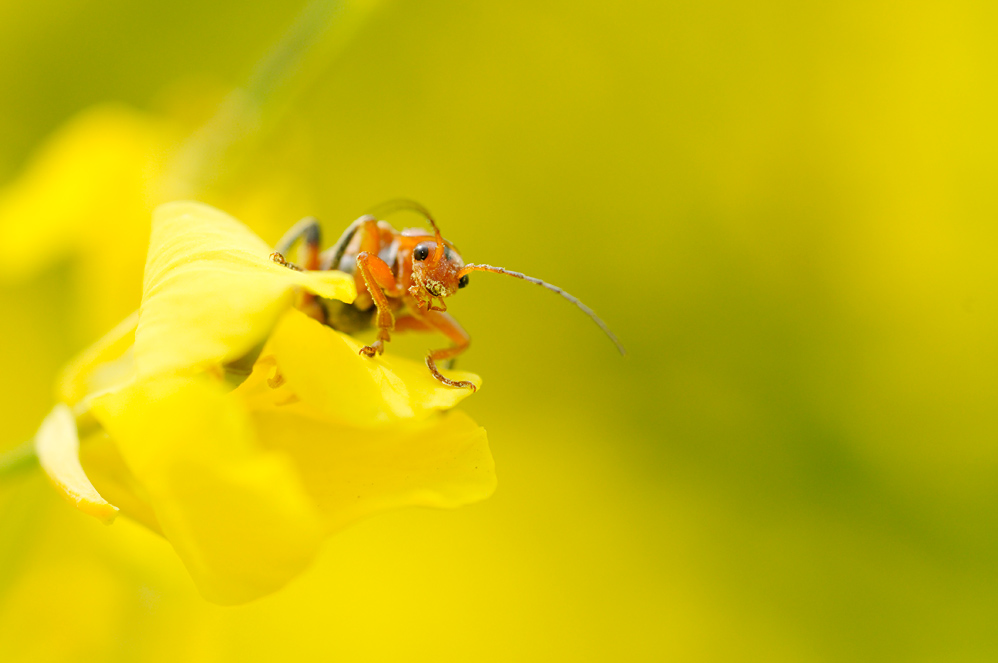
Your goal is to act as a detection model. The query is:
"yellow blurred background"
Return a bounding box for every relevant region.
[2,0,998,660]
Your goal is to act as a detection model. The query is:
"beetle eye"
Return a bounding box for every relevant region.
[458,275,469,289]
[413,243,431,261]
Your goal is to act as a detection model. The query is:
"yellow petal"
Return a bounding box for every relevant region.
[77,431,162,536]
[55,311,138,406]
[252,408,496,532]
[134,201,356,378]
[90,375,324,604]
[257,308,480,426]
[34,404,119,524]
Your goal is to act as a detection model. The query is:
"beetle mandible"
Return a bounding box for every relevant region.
[270,200,624,391]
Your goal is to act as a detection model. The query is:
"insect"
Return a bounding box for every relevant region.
[270,200,624,390]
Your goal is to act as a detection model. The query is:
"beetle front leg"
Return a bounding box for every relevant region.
[417,311,475,391]
[355,251,401,357]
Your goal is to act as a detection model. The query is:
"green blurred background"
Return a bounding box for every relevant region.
[2,0,998,660]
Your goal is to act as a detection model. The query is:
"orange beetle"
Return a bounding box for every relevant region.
[271,201,624,390]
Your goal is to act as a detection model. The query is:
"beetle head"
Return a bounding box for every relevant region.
[409,239,469,310]
[364,199,472,311]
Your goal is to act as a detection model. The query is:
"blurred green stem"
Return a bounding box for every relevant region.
[241,0,347,110]
[0,441,37,477]
[168,0,381,196]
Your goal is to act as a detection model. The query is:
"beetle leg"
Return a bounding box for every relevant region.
[392,312,474,389]
[356,251,402,357]
[393,315,434,333]
[320,215,377,271]
[274,216,322,270]
[273,217,326,321]
[418,311,475,391]
[270,251,302,271]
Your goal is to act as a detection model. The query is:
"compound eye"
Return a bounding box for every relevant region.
[413,243,432,261]
[458,275,469,289]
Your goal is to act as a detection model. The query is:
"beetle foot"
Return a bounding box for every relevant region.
[359,330,390,357]
[270,251,303,271]
[426,356,476,391]
[359,340,383,357]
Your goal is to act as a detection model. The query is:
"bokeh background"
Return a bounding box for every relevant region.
[2,0,998,660]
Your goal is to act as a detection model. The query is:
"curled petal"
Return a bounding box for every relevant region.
[56,311,138,407]
[34,404,119,524]
[134,202,356,378]
[77,431,162,535]
[252,308,480,426]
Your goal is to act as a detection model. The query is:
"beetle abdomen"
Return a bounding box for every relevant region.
[322,299,376,334]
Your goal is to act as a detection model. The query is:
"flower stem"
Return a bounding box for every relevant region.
[167,0,381,196]
[240,0,349,113]
[0,440,38,477]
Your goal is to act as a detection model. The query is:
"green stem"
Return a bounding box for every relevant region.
[241,0,347,110]
[0,440,37,477]
[167,0,381,196]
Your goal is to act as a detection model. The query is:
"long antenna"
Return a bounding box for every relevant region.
[458,264,626,355]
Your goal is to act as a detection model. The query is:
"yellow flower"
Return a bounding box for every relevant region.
[35,201,495,605]
[0,105,180,336]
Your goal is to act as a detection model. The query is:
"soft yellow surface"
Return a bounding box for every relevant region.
[55,311,138,406]
[90,376,324,605]
[252,407,494,532]
[261,308,480,426]
[80,360,492,603]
